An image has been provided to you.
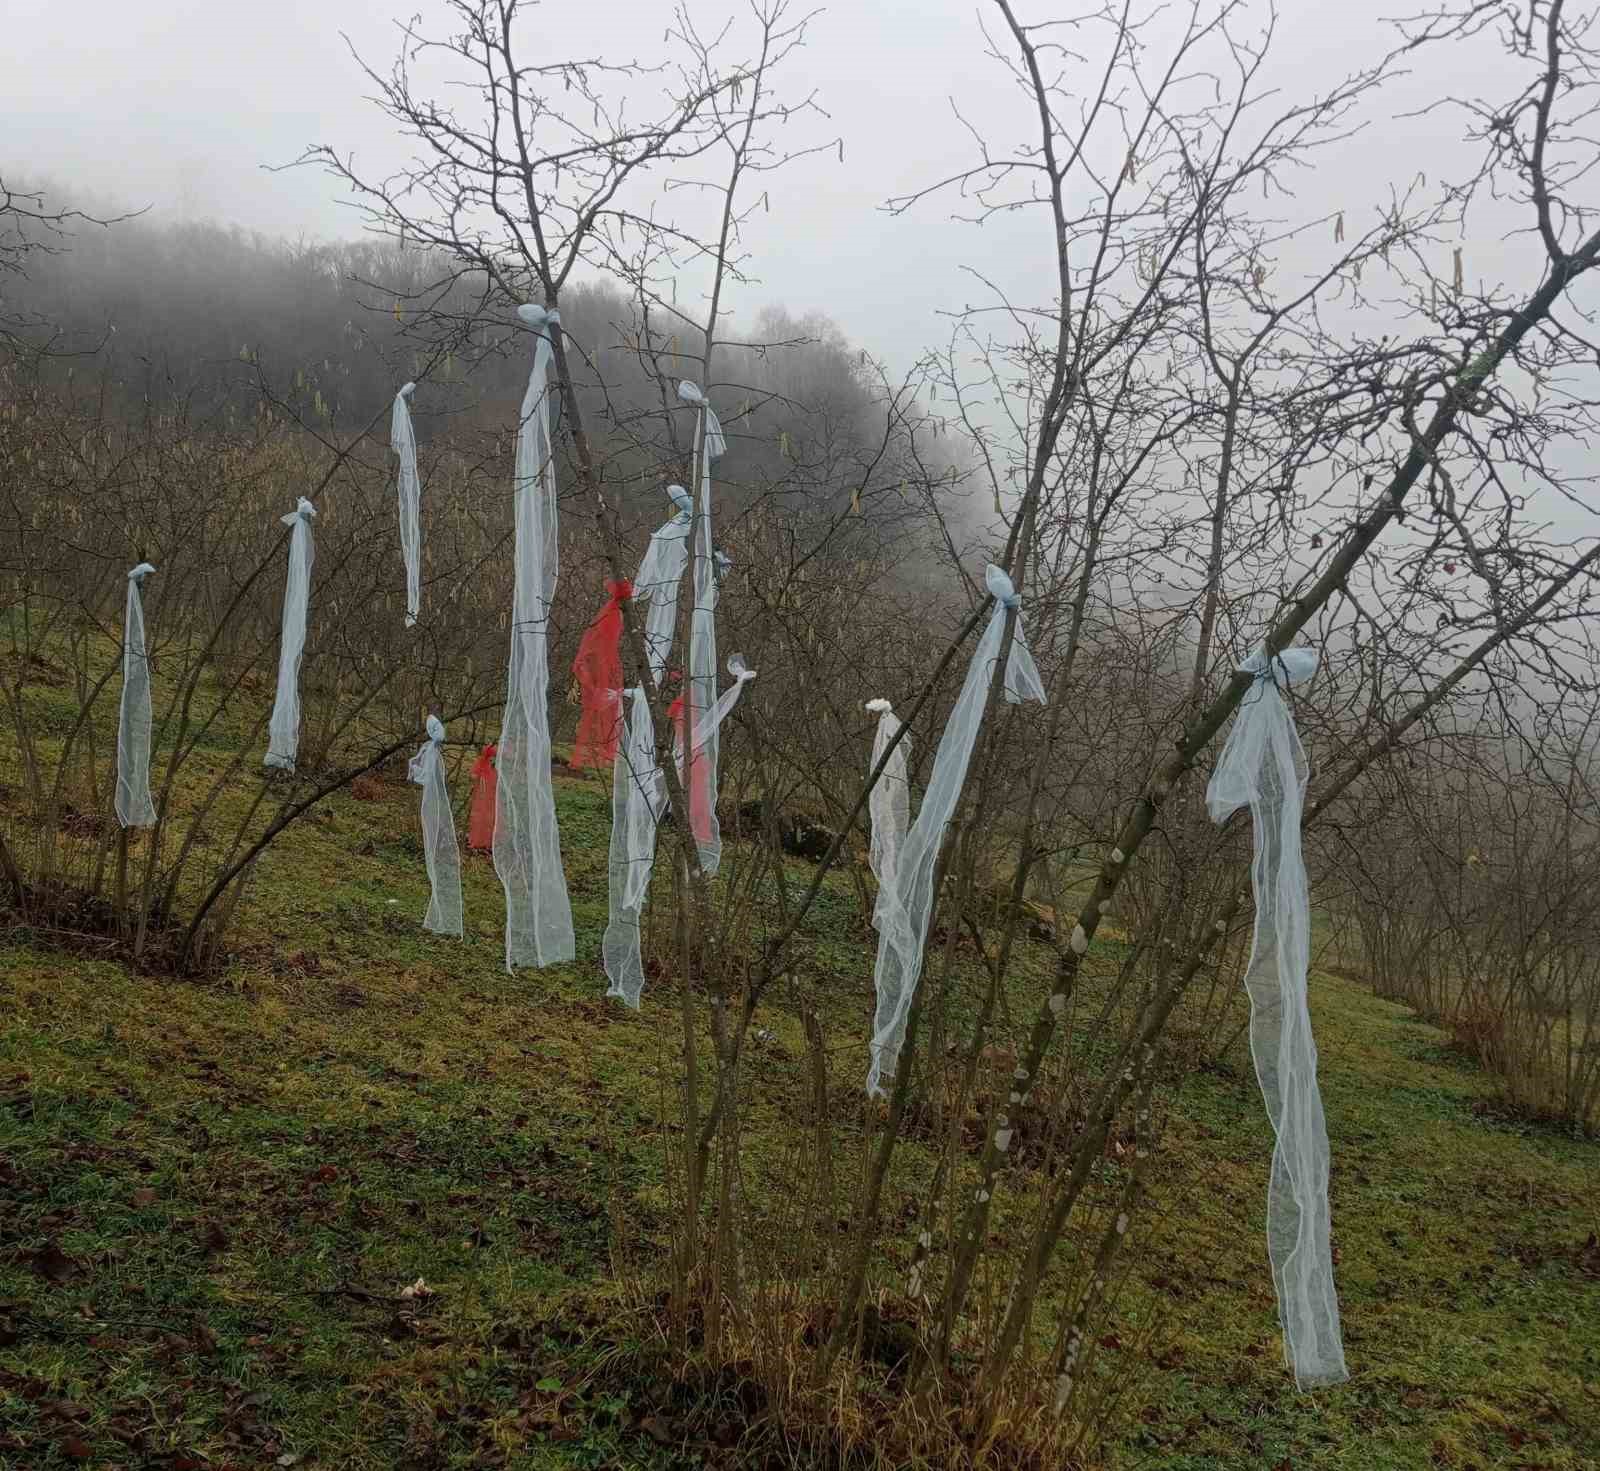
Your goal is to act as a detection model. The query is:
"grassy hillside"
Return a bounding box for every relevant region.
[2,685,1598,1468]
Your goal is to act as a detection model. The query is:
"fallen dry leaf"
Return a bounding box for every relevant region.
[41,1399,90,1423]
[31,1239,77,1284]
[198,1221,230,1255]
[638,1414,677,1446]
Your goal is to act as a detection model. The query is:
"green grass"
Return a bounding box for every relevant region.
[1125,982,1600,1468]
[3,657,1599,1468]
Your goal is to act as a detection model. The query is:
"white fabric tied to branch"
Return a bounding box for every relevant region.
[677,654,757,762]
[865,698,909,937]
[634,484,694,686]
[603,685,667,1009]
[392,381,421,628]
[495,304,575,969]
[265,499,316,773]
[604,655,756,1009]
[679,380,728,873]
[116,563,157,828]
[867,566,1045,1096]
[408,714,463,938]
[1207,646,1347,1389]
[599,478,704,1007]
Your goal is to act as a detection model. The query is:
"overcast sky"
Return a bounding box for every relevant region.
[2,0,1542,377]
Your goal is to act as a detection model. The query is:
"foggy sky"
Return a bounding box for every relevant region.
[2,0,1543,379]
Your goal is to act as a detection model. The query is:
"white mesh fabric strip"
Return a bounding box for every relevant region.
[1207,646,1347,1388]
[264,499,316,773]
[603,686,666,1008]
[634,485,693,685]
[408,714,464,937]
[115,563,157,828]
[681,654,757,756]
[865,698,909,938]
[678,381,726,874]
[601,497,727,1008]
[867,566,1046,1096]
[392,382,421,628]
[494,305,575,969]
[603,655,753,1009]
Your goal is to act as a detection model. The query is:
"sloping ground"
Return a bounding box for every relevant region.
[1130,974,1600,1468]
[2,759,1598,1469]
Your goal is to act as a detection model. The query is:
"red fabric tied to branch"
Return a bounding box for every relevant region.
[571,579,633,770]
[467,744,498,851]
[668,692,713,846]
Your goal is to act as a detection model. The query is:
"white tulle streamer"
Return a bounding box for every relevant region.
[494,304,575,969]
[1207,646,1347,1389]
[677,654,757,765]
[634,484,694,685]
[864,698,909,935]
[602,656,756,1010]
[116,563,157,828]
[867,566,1045,1096]
[678,380,727,874]
[408,714,464,938]
[392,381,421,628]
[265,498,316,773]
[603,685,667,1008]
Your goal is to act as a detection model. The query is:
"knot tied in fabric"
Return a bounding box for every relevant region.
[265,498,317,772]
[678,380,726,460]
[116,562,158,828]
[985,563,1021,609]
[516,304,561,331]
[408,714,463,938]
[868,567,1046,1095]
[1206,644,1347,1389]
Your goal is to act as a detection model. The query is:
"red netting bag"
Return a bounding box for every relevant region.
[467,743,498,851]
[570,579,633,769]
